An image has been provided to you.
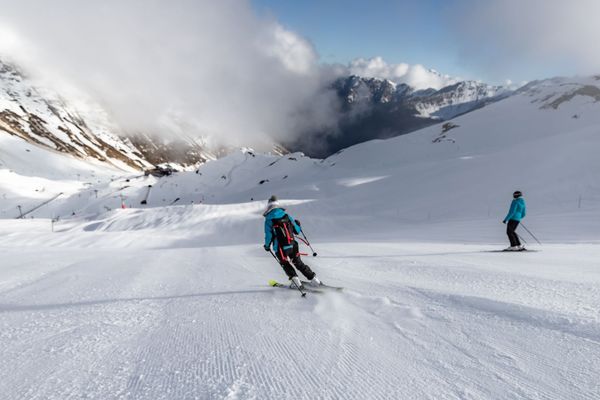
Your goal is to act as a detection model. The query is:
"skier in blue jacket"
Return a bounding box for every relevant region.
[502,190,527,250]
[263,195,321,289]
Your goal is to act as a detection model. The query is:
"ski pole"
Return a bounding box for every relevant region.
[268,248,279,263]
[268,249,306,297]
[300,231,318,257]
[520,223,542,245]
[295,220,317,256]
[289,276,307,297]
[297,236,316,256]
[516,232,528,245]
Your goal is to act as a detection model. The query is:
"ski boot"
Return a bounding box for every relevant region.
[308,276,322,287]
[290,276,304,290]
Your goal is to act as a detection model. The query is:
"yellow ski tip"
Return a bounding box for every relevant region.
[268,279,278,287]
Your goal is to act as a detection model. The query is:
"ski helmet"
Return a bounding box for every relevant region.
[513,190,522,198]
[263,195,281,216]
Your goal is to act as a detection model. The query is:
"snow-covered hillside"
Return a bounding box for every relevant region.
[5,75,599,240]
[0,60,221,174]
[336,75,509,119]
[0,61,151,170]
[1,75,600,399]
[410,80,510,119]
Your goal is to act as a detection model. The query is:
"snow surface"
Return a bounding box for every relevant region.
[1,76,600,399]
[0,134,128,219]
[1,218,599,399]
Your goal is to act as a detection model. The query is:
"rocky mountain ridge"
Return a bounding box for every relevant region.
[0,60,218,171]
[289,75,512,157]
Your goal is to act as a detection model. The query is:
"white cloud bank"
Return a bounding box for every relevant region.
[8,0,587,150]
[347,57,458,90]
[0,0,339,148]
[448,0,600,79]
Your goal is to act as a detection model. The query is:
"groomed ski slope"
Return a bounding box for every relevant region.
[1,76,600,399]
[1,216,600,400]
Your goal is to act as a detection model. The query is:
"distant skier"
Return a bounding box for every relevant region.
[263,195,321,289]
[502,190,526,251]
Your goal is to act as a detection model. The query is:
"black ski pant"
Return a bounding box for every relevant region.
[506,219,521,247]
[275,241,315,280]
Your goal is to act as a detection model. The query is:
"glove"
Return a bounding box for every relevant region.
[502,220,506,224]
[295,219,301,226]
[263,245,270,252]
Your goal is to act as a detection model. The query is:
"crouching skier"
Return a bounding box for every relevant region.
[263,195,321,290]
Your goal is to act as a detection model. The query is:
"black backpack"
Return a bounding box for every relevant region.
[271,214,297,247]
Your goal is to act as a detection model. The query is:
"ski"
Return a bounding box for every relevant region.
[484,249,539,253]
[268,280,343,294]
[503,248,537,252]
[268,280,326,296]
[301,281,344,291]
[269,279,292,289]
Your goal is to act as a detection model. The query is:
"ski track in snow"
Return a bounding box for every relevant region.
[1,240,599,399]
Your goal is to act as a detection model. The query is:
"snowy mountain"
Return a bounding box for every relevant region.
[408,80,511,119]
[291,75,511,157]
[0,61,148,170]
[0,60,219,172]
[2,56,512,168]
[4,74,599,232]
[1,74,600,399]
[517,75,600,109]
[335,75,508,118]
[3,69,599,223]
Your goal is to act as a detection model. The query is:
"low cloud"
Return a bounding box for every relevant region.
[0,0,339,149]
[447,0,600,80]
[347,57,458,90]
[8,0,578,153]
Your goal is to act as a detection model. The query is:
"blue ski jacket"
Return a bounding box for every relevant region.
[264,208,301,250]
[504,197,526,222]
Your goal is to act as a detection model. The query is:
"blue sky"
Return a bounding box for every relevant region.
[251,0,456,66]
[250,0,580,84]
